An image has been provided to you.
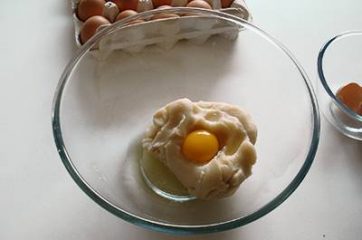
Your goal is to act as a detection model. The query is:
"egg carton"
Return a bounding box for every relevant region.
[71,0,251,52]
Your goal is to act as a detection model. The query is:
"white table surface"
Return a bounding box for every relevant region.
[1,0,362,239]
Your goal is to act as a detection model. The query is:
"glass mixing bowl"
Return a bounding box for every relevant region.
[317,31,362,141]
[52,8,320,234]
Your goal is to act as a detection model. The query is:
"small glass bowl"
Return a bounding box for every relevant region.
[317,31,362,140]
[52,8,320,234]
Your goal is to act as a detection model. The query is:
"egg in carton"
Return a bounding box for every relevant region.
[71,0,251,52]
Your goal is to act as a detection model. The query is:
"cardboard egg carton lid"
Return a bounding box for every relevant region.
[71,0,252,52]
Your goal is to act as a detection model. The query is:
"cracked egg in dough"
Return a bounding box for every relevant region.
[142,98,257,200]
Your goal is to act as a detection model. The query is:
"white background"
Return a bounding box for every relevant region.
[1,0,362,239]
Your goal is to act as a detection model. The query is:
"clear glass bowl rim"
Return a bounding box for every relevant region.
[317,30,362,121]
[52,7,320,235]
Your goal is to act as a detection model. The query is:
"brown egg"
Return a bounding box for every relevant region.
[152,0,172,8]
[77,0,106,21]
[111,0,139,12]
[336,82,362,115]
[80,16,111,44]
[220,0,233,8]
[115,9,138,21]
[186,0,212,9]
[115,10,144,25]
[151,5,180,20]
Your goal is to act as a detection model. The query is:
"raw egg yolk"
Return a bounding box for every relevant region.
[182,130,219,164]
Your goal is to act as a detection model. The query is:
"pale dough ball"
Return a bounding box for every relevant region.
[142,98,257,199]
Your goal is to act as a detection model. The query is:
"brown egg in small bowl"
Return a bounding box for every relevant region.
[317,31,362,141]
